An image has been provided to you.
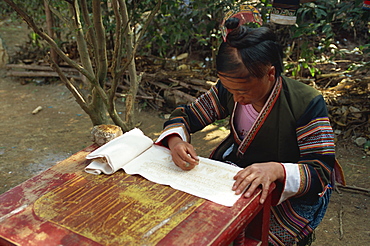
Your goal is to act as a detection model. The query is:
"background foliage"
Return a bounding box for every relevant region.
[1,0,368,75]
[1,0,369,140]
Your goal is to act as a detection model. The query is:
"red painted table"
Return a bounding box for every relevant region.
[0,145,275,246]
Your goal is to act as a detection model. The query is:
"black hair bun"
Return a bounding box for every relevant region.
[224,17,240,29]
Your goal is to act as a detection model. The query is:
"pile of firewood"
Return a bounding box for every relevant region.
[4,62,218,110]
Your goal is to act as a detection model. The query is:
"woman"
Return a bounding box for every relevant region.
[155,18,344,246]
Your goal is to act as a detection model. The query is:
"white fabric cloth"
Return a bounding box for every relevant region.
[278,163,301,205]
[85,128,153,175]
[155,126,189,143]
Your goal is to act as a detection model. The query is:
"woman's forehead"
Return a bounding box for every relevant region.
[217,71,252,80]
[219,76,257,92]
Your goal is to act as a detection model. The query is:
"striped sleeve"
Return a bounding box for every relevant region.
[297,117,335,156]
[162,82,230,138]
[277,95,336,203]
[293,95,336,200]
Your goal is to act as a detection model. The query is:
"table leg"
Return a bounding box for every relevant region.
[244,191,272,246]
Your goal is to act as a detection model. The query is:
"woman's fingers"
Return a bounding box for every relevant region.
[242,177,262,198]
[185,152,199,166]
[259,182,271,204]
[170,141,198,171]
[233,169,254,194]
[233,163,276,204]
[186,148,199,164]
[181,152,199,170]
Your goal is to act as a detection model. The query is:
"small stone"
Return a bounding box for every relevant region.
[32,106,43,114]
[349,106,362,118]
[355,137,367,147]
[91,124,123,146]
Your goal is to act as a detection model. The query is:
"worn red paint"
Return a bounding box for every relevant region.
[0,144,274,246]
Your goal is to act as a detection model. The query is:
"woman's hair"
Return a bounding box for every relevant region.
[216,18,284,78]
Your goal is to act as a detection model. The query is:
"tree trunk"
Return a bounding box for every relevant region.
[43,0,58,64]
[4,0,160,133]
[87,93,110,126]
[120,0,138,129]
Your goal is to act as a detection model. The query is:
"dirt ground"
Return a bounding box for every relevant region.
[0,22,369,245]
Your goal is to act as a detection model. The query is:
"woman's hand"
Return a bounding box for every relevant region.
[166,135,199,170]
[233,162,285,204]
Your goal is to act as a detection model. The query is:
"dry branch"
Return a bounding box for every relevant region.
[337,184,370,194]
[316,72,350,78]
[168,78,208,93]
[339,204,344,240]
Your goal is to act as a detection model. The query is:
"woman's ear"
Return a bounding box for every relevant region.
[268,66,276,81]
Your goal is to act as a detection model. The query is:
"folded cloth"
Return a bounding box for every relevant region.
[85,128,153,174]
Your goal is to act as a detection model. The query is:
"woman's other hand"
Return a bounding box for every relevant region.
[166,135,199,170]
[233,162,285,204]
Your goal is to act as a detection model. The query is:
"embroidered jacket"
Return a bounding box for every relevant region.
[156,76,344,245]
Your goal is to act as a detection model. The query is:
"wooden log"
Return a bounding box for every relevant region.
[115,92,165,103]
[188,78,208,86]
[143,72,214,90]
[6,70,83,80]
[106,82,163,103]
[148,80,196,103]
[170,89,196,102]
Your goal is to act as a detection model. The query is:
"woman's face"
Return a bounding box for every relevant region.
[218,66,276,111]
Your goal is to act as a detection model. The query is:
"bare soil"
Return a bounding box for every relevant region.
[0,21,369,246]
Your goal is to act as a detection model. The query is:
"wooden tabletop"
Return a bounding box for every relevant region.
[0,145,275,246]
